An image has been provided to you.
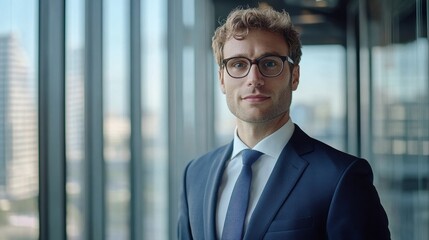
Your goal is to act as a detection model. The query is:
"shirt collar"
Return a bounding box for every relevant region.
[231,119,295,160]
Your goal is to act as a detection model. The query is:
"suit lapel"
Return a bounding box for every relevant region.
[203,142,233,240]
[244,125,313,239]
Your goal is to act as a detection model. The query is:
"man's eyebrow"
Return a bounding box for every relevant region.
[258,51,286,57]
[224,54,248,59]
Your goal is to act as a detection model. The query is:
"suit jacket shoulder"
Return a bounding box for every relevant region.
[186,143,232,178]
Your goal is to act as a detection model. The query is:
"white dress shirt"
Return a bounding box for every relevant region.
[216,119,295,238]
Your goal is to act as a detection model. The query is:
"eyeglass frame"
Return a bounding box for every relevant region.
[221,55,295,79]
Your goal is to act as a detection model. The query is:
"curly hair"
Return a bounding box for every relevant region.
[212,7,302,67]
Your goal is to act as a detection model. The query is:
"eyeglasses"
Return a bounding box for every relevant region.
[221,55,294,78]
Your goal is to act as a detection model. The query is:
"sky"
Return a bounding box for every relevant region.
[0,0,38,67]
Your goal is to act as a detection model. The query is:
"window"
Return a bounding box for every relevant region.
[141,0,169,238]
[292,45,346,151]
[66,0,85,238]
[104,1,131,239]
[0,0,39,238]
[363,0,429,239]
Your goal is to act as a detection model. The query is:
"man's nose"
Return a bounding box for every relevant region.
[246,64,264,87]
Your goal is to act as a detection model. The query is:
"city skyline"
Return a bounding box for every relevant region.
[0,34,38,200]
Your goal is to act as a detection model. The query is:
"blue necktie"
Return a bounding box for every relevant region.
[222,149,263,240]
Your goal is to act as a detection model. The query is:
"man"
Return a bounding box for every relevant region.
[178,7,390,240]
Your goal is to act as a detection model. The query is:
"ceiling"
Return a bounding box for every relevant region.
[211,0,351,45]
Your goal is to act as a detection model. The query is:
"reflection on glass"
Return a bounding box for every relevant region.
[104,0,130,239]
[66,0,85,239]
[372,39,429,240]
[0,0,39,238]
[142,0,168,239]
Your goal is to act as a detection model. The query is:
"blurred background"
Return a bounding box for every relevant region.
[0,0,427,239]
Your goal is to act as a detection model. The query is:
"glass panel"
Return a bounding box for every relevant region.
[65,0,85,239]
[291,45,346,151]
[141,0,168,239]
[372,39,429,240]
[104,0,130,239]
[0,0,39,238]
[369,0,429,239]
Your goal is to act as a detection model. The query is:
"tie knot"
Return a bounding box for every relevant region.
[241,149,263,166]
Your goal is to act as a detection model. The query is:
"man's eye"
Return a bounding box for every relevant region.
[231,61,247,68]
[263,61,278,68]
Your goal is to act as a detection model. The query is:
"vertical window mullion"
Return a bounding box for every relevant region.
[39,0,66,239]
[167,0,185,238]
[85,0,105,239]
[130,0,142,239]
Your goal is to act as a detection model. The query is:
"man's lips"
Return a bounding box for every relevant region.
[242,94,270,103]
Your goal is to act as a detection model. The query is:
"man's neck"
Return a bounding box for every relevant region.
[236,114,290,148]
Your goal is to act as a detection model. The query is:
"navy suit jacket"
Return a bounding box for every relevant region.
[178,125,390,239]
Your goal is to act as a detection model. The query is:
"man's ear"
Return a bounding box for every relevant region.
[219,69,226,94]
[291,65,300,91]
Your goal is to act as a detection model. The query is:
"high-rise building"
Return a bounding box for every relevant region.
[0,33,38,200]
